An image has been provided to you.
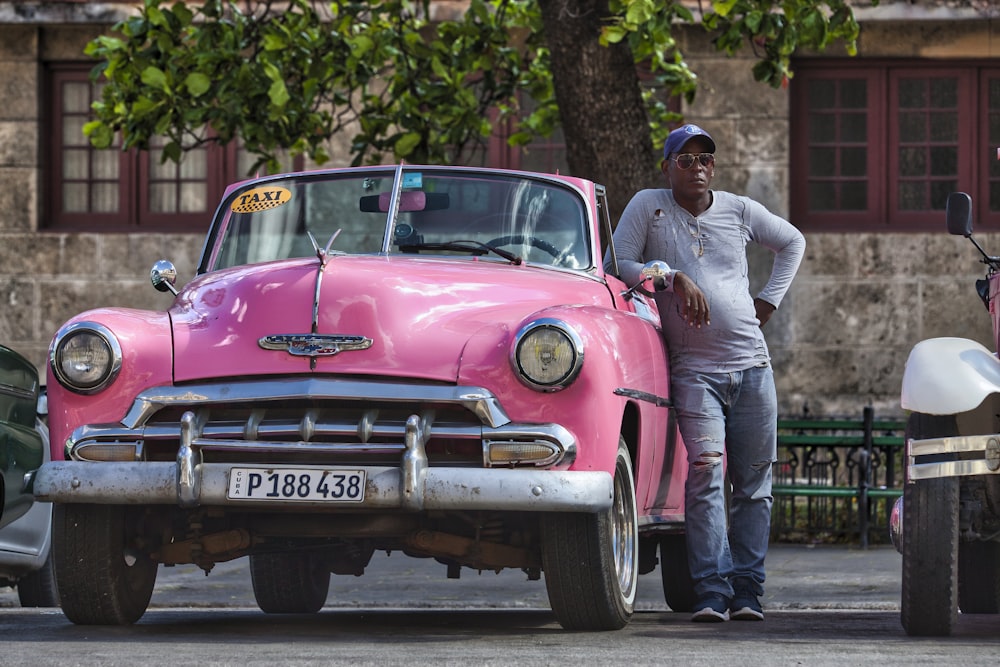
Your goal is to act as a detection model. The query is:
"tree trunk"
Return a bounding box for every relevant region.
[537,0,662,224]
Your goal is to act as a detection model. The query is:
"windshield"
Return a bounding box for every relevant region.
[209,168,592,271]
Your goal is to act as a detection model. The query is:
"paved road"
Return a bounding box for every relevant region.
[5,543,1000,666]
[0,542,903,612]
[131,542,904,611]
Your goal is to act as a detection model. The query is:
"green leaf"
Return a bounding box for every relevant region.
[162,140,182,163]
[185,72,211,96]
[712,0,739,18]
[395,132,421,157]
[268,79,290,108]
[84,121,114,149]
[140,66,169,91]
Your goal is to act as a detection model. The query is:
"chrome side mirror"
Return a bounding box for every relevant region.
[150,260,179,296]
[621,260,670,301]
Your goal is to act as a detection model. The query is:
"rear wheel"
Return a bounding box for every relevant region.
[900,413,959,637]
[53,504,157,625]
[17,544,59,607]
[250,551,330,613]
[660,533,695,612]
[541,439,638,630]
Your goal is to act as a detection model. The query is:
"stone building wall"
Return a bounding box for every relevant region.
[1,2,998,419]
[0,16,206,378]
[673,14,1000,418]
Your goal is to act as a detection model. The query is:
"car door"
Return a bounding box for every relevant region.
[0,345,44,528]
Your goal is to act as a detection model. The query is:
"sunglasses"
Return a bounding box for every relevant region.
[671,153,715,169]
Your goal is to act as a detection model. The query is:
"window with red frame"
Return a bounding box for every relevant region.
[45,64,301,232]
[790,60,1000,232]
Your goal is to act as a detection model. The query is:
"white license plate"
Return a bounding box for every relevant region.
[227,468,366,502]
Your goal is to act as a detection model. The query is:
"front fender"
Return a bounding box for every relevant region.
[901,337,1000,415]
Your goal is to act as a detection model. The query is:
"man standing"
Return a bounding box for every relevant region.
[610,124,805,622]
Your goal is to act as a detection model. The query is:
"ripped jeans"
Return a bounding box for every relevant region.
[670,364,777,602]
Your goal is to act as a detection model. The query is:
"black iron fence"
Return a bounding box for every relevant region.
[770,406,906,547]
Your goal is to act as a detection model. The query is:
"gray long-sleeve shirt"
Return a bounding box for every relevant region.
[611,188,805,374]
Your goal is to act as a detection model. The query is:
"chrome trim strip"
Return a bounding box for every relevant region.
[67,421,576,466]
[614,388,672,408]
[908,434,1000,480]
[120,379,512,430]
[33,461,613,512]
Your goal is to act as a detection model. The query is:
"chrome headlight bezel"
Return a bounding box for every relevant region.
[50,322,123,394]
[510,318,584,392]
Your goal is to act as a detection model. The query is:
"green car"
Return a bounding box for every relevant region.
[0,345,44,530]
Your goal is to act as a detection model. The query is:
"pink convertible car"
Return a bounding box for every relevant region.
[35,164,689,628]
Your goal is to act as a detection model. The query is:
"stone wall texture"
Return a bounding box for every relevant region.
[1,2,997,420]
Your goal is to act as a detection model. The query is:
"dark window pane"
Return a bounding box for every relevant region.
[929,146,957,177]
[809,147,836,176]
[840,79,867,108]
[989,112,1000,145]
[991,180,1000,213]
[841,182,868,210]
[899,146,927,177]
[840,113,867,142]
[991,149,1000,178]
[898,112,926,141]
[808,80,836,108]
[898,78,926,108]
[990,78,1000,108]
[898,181,926,209]
[929,111,958,142]
[809,113,837,143]
[809,181,837,210]
[930,77,958,107]
[841,147,866,177]
[930,180,957,210]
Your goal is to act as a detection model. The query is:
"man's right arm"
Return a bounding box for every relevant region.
[605,191,653,286]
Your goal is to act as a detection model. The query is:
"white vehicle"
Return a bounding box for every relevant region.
[895,192,1000,636]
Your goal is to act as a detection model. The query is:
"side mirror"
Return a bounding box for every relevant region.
[621,260,671,301]
[640,260,671,284]
[946,192,973,237]
[150,260,179,296]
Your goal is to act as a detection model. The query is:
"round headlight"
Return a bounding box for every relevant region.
[512,319,583,391]
[51,323,122,394]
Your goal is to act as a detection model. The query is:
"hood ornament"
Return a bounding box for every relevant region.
[259,334,373,357]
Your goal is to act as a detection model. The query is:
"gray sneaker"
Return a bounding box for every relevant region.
[691,594,731,622]
[730,589,764,621]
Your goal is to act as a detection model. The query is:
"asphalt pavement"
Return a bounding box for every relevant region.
[1,542,902,612]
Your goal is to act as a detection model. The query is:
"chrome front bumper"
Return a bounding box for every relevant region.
[35,411,612,513]
[33,461,612,512]
[908,434,1000,481]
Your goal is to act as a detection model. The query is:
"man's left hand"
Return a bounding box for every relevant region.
[755,298,776,327]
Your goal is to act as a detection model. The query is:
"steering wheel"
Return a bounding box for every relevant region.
[486,234,562,260]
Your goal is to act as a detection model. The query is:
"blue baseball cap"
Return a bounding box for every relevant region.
[663,124,716,160]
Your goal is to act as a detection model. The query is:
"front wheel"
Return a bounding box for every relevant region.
[53,504,158,625]
[541,439,638,630]
[900,413,959,637]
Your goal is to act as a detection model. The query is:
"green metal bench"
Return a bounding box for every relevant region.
[772,407,906,547]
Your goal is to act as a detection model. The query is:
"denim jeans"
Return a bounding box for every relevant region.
[670,364,777,601]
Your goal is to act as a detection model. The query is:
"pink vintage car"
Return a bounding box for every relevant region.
[35,164,689,628]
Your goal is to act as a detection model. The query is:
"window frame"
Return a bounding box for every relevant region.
[791,59,1000,232]
[45,63,240,232]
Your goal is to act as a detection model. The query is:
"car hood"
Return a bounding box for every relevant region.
[170,256,606,383]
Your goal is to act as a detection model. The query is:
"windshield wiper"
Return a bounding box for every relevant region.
[399,240,522,265]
